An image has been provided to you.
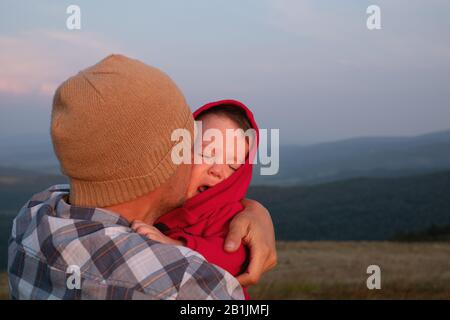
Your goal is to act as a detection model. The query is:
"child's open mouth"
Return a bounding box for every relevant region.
[197,185,210,193]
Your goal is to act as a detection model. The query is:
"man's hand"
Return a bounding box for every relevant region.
[225,199,277,287]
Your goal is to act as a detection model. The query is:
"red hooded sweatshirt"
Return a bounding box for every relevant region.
[154,99,259,300]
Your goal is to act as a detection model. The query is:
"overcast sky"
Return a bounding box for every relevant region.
[1,0,449,145]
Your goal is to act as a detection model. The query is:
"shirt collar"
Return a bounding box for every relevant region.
[53,188,131,228]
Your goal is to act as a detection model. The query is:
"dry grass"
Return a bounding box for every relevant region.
[1,241,450,299]
[248,241,450,299]
[0,272,8,300]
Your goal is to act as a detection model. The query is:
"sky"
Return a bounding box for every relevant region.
[1,0,449,145]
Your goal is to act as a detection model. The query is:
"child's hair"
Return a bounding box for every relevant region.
[197,105,252,131]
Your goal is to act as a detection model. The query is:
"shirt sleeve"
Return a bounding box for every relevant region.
[175,248,245,300]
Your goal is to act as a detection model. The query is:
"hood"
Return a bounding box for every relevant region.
[155,99,259,227]
[187,99,259,211]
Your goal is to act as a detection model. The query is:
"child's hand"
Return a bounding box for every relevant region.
[131,220,185,246]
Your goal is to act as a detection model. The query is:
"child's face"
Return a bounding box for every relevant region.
[187,113,249,199]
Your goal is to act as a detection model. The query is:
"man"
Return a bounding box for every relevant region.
[8,54,276,299]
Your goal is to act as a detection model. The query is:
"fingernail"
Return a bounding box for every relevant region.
[225,241,236,250]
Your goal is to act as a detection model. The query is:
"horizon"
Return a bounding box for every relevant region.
[1,125,450,183]
[1,126,450,149]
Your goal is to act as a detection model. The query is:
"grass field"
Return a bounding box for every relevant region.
[248,241,450,299]
[1,241,449,299]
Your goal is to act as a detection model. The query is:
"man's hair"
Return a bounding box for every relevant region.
[197,105,252,131]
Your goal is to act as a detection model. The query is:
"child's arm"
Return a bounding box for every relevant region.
[132,221,247,277]
[169,231,248,277]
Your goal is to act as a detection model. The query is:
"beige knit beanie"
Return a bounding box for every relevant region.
[51,54,194,207]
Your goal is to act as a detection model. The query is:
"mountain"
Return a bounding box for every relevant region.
[393,224,450,242]
[0,169,67,270]
[2,129,450,182]
[252,129,450,185]
[0,168,67,213]
[0,133,59,174]
[1,167,449,241]
[247,170,450,240]
[0,168,449,270]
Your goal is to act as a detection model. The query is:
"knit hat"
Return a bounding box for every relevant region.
[51,54,194,207]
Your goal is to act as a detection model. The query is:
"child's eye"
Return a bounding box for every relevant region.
[229,165,239,171]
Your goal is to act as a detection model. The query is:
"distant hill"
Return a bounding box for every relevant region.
[1,167,449,241]
[2,129,450,183]
[252,128,450,185]
[392,224,450,242]
[0,133,59,174]
[0,169,450,270]
[0,170,67,271]
[0,168,67,213]
[247,170,450,240]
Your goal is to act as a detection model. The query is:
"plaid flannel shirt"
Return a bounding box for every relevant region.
[8,185,244,300]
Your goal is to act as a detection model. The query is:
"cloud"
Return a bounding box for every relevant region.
[0,79,28,95]
[0,30,121,98]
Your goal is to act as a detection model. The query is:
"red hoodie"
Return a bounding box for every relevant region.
[154,99,259,300]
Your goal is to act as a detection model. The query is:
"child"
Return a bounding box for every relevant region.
[132,99,259,299]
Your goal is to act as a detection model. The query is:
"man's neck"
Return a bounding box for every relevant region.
[104,192,160,225]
